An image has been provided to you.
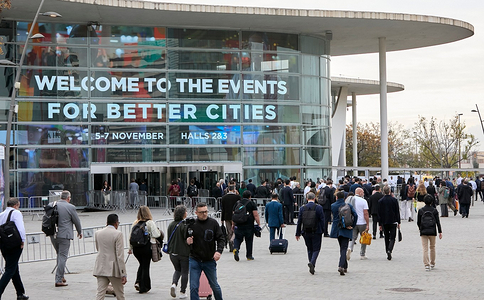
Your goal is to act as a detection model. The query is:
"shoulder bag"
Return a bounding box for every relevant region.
[162,220,183,254]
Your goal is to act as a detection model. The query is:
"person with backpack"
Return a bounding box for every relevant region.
[51,190,82,287]
[378,185,401,261]
[417,194,443,271]
[0,198,29,300]
[232,190,260,261]
[319,180,336,237]
[128,206,162,293]
[167,206,190,299]
[295,192,325,275]
[404,177,417,222]
[330,191,358,276]
[438,181,457,217]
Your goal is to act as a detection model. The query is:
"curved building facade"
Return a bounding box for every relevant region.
[0,22,332,203]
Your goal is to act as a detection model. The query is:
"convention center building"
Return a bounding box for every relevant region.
[0,0,474,204]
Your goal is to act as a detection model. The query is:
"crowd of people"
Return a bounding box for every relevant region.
[0,172,481,299]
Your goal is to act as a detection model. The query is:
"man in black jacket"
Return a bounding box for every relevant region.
[319,180,335,237]
[246,179,256,197]
[220,185,241,251]
[457,179,473,218]
[254,181,270,199]
[280,180,296,225]
[378,185,401,261]
[187,203,225,300]
[369,185,384,239]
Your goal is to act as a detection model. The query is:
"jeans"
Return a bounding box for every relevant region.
[170,254,189,294]
[421,235,436,267]
[460,203,470,217]
[189,257,223,300]
[337,236,349,269]
[382,224,397,254]
[348,224,367,256]
[303,233,322,266]
[233,226,254,258]
[50,236,71,283]
[0,248,25,297]
[133,243,152,293]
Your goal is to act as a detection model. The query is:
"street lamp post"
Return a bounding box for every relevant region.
[458,113,463,169]
[1,0,61,207]
[471,104,484,137]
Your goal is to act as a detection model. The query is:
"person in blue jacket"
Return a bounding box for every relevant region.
[265,193,285,241]
[330,191,358,276]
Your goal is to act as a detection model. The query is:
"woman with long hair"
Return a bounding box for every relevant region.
[415,183,428,211]
[167,205,190,299]
[128,206,161,294]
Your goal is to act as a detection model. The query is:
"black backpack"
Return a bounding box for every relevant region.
[338,203,354,229]
[317,188,327,206]
[420,210,436,235]
[232,199,250,224]
[0,210,22,250]
[187,185,198,197]
[130,221,150,247]
[42,201,58,236]
[301,204,318,232]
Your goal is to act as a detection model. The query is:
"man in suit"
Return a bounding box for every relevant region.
[279,179,296,225]
[378,185,401,261]
[246,179,256,197]
[94,214,127,300]
[0,198,29,300]
[51,190,83,287]
[265,193,285,241]
[295,192,325,275]
[369,185,384,239]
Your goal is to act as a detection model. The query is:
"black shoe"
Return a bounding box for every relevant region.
[454,210,458,216]
[462,215,465,218]
[308,263,315,275]
[233,249,239,262]
[17,295,29,300]
[338,267,345,276]
[372,236,376,240]
[387,251,392,260]
[324,234,330,237]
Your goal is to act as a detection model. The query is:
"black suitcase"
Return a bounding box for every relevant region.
[269,228,288,254]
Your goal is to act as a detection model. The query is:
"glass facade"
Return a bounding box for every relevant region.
[0,22,332,204]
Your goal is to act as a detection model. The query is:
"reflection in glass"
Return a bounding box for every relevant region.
[243,125,299,145]
[92,147,166,163]
[17,148,89,169]
[170,147,241,162]
[244,147,300,166]
[17,125,89,145]
[167,28,238,49]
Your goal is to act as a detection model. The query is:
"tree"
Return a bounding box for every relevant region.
[413,115,479,169]
[346,122,411,168]
[0,0,11,13]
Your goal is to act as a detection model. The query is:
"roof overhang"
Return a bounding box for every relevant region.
[331,77,404,97]
[0,0,474,56]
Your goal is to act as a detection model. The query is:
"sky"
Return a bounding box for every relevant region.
[164,0,484,150]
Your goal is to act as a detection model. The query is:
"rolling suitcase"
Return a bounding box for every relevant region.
[199,271,213,299]
[269,227,288,254]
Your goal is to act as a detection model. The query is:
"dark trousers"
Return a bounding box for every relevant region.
[234,226,254,258]
[303,233,322,266]
[170,254,189,294]
[440,204,448,217]
[323,210,331,235]
[382,224,397,254]
[0,248,25,298]
[133,243,152,293]
[460,203,470,217]
[337,236,349,269]
[372,214,383,237]
[283,204,294,224]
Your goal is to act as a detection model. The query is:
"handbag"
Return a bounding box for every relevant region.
[398,229,402,242]
[359,231,372,245]
[163,220,183,254]
[151,239,162,262]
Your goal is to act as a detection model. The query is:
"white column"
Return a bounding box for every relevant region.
[379,37,389,180]
[352,92,358,175]
[331,87,349,180]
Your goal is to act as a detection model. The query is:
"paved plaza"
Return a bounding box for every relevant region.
[6,201,484,300]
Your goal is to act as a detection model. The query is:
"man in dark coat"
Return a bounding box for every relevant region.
[246,179,256,197]
[319,180,335,237]
[378,185,401,261]
[279,180,296,225]
[457,179,473,218]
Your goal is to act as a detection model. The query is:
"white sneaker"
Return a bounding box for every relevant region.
[360,255,368,260]
[430,265,435,270]
[425,266,430,271]
[170,284,177,298]
[346,248,351,261]
[179,292,187,299]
